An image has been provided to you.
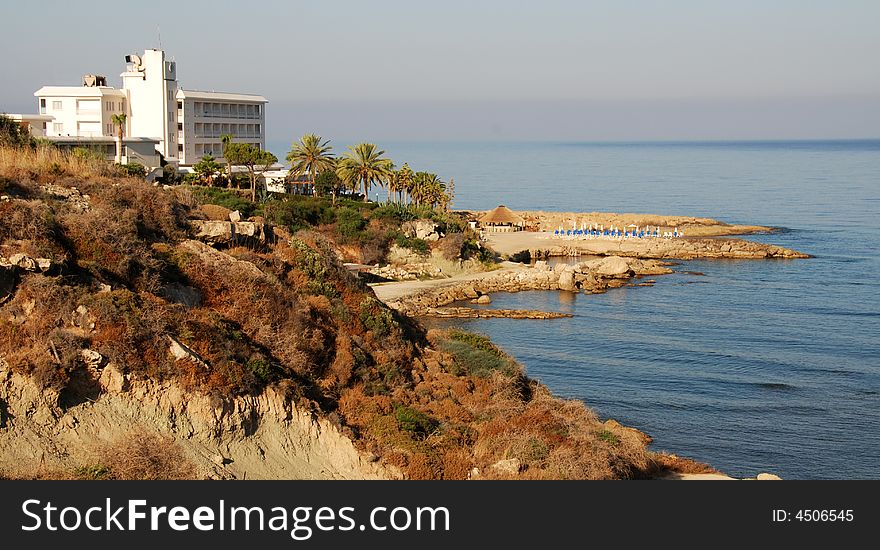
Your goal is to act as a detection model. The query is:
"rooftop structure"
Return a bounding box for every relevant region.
[479,205,524,232]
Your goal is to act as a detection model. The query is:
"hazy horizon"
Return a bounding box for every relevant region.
[2,0,879,142]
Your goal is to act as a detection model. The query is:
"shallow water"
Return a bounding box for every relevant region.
[362,139,880,479]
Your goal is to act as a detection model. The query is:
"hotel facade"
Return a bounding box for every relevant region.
[32,49,267,167]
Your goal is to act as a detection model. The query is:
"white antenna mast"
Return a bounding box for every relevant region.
[157,26,163,50]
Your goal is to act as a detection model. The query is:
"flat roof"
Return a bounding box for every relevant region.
[34,86,126,98]
[177,89,268,103]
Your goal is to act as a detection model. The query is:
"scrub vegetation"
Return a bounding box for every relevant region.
[0,143,699,479]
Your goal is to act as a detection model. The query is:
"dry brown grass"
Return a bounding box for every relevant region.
[93,430,197,480]
[647,453,720,477]
[0,146,664,480]
[0,145,117,183]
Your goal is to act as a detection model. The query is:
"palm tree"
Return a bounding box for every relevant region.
[412,172,446,208]
[336,143,394,203]
[389,163,414,204]
[111,113,127,164]
[220,133,234,187]
[287,134,335,198]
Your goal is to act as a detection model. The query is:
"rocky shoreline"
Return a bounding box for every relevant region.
[420,307,572,319]
[379,256,673,316]
[522,236,809,261]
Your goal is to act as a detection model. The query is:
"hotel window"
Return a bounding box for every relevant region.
[53,123,63,133]
[177,123,183,131]
[52,101,62,110]
[40,99,46,114]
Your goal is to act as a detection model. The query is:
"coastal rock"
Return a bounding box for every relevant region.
[593,256,633,278]
[41,184,90,211]
[472,294,492,304]
[401,219,443,241]
[558,271,577,291]
[98,364,127,394]
[1,253,54,273]
[756,472,782,481]
[67,305,96,334]
[167,335,209,369]
[191,220,275,246]
[161,282,203,308]
[80,349,104,370]
[489,458,521,476]
[177,240,264,279]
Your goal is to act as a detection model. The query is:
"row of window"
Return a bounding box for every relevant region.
[192,141,262,157]
[40,99,123,113]
[183,122,262,139]
[181,101,262,119]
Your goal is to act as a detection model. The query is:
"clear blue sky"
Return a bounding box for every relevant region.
[2,0,878,141]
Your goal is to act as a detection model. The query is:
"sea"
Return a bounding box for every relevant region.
[274,139,880,479]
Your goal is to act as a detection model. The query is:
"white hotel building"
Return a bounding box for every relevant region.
[32,49,267,167]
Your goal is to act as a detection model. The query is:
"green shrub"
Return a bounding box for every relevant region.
[118,163,146,177]
[188,186,257,218]
[359,297,396,337]
[597,430,620,445]
[393,232,429,254]
[246,357,272,382]
[264,196,335,232]
[439,330,520,378]
[75,464,112,480]
[336,207,368,240]
[394,404,439,438]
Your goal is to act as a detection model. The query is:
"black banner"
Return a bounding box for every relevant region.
[0,481,874,548]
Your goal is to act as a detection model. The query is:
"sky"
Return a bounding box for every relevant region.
[1,0,879,142]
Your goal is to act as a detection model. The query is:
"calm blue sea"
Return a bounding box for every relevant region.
[278,139,880,479]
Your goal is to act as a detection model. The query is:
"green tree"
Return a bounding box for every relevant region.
[111,113,127,164]
[336,143,394,203]
[220,133,234,187]
[224,143,278,202]
[193,154,222,185]
[388,162,415,204]
[314,170,344,205]
[287,134,335,198]
[0,114,32,148]
[412,172,447,209]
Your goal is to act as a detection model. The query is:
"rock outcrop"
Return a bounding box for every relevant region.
[0,361,395,480]
[401,219,443,241]
[385,257,672,316]
[421,307,571,319]
[526,237,809,261]
[191,220,275,246]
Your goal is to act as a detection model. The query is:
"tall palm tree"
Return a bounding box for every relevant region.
[287,133,335,197]
[336,143,394,203]
[220,133,235,187]
[389,163,414,204]
[412,172,448,209]
[111,113,127,164]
